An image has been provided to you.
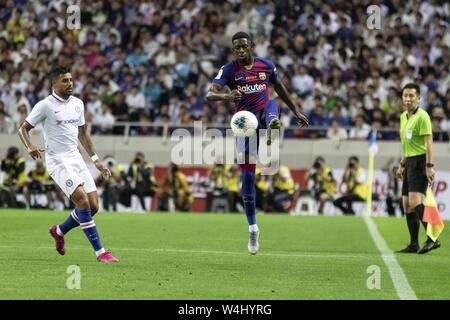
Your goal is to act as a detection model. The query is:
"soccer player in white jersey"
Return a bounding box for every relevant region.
[18,66,119,263]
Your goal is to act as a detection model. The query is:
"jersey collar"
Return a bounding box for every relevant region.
[406,106,419,119]
[52,91,71,103]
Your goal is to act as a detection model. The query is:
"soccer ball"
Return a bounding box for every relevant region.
[230,110,259,137]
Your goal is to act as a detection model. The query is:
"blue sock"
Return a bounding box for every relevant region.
[59,209,80,235]
[242,170,256,225]
[77,208,104,252]
[265,99,279,125]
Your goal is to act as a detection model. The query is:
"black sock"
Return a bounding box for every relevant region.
[414,204,433,242]
[406,212,420,246]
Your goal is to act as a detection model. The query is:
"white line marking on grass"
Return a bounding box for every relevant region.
[363,216,417,300]
[0,245,375,260]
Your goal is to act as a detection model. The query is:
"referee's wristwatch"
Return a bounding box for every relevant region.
[426,162,434,168]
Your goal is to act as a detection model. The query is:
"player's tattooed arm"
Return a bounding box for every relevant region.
[78,125,111,179]
[206,83,242,102]
[273,81,309,128]
[18,121,44,160]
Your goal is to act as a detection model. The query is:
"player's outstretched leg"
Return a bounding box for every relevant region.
[72,186,119,263]
[265,100,281,146]
[240,163,259,255]
[49,209,80,255]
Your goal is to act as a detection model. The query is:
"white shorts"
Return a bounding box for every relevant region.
[46,152,96,198]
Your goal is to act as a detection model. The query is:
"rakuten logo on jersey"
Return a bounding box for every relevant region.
[237,83,267,94]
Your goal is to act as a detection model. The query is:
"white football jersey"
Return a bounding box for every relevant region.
[25,92,85,156]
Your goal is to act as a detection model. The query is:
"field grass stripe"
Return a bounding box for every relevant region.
[364,216,417,300]
[0,245,376,260]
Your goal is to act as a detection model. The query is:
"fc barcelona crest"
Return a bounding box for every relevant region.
[258,72,266,80]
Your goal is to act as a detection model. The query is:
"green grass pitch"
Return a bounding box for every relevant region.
[0,209,448,299]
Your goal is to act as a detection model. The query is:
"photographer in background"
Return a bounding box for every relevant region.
[97,156,127,211]
[158,163,193,212]
[268,166,295,213]
[307,157,336,215]
[206,163,228,211]
[333,156,368,215]
[0,146,26,208]
[24,159,54,209]
[127,152,157,211]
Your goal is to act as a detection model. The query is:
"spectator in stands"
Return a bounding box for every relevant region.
[333,156,368,215]
[0,0,449,139]
[158,163,192,212]
[0,110,13,134]
[432,117,449,142]
[349,115,371,140]
[92,104,115,135]
[327,120,348,141]
[125,85,147,122]
[0,146,26,208]
[267,166,295,213]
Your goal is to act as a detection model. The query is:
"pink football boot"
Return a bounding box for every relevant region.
[97,250,119,263]
[49,224,66,255]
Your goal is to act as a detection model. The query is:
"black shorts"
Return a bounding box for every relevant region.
[402,154,428,196]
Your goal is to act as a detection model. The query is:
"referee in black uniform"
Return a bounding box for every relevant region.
[396,83,441,254]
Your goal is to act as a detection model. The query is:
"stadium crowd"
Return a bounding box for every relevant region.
[0,0,449,140]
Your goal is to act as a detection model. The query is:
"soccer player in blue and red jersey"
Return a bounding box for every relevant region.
[206,32,309,255]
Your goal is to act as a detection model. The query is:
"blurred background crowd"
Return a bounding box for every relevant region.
[0,0,449,140]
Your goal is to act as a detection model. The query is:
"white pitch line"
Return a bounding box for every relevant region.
[0,245,376,260]
[363,216,417,300]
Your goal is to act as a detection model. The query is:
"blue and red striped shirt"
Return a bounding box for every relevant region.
[212,57,279,113]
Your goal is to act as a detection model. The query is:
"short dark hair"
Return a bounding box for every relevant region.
[402,83,420,96]
[232,32,252,45]
[49,66,71,84]
[349,156,359,163]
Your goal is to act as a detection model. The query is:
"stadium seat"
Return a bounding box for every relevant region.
[291,195,317,216]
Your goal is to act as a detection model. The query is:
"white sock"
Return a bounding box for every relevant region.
[95,248,106,257]
[56,225,64,237]
[249,224,259,232]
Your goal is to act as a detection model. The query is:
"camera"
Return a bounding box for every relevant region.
[348,162,356,169]
[313,161,321,169]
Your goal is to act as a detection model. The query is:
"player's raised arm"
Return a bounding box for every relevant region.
[273,81,309,128]
[78,125,111,179]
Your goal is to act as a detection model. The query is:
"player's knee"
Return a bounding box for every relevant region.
[72,191,90,209]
